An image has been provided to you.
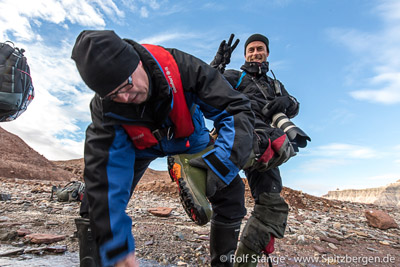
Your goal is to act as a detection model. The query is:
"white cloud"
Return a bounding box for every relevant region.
[0,0,187,160]
[140,6,149,18]
[0,0,121,160]
[294,143,379,172]
[93,0,124,18]
[376,0,400,22]
[327,0,400,105]
[0,0,122,41]
[315,143,377,159]
[299,158,348,172]
[143,0,161,10]
[139,32,197,45]
[366,173,400,182]
[121,0,162,18]
[336,174,400,191]
[2,40,93,160]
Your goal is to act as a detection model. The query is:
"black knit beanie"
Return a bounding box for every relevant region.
[71,30,140,98]
[244,34,269,54]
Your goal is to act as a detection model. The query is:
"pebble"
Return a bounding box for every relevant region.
[0,175,399,266]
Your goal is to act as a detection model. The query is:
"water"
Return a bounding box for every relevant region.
[0,251,80,267]
[0,246,172,267]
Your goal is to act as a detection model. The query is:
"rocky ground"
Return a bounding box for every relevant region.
[0,158,399,267]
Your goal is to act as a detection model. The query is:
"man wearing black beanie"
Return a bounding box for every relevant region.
[211,34,302,267]
[71,30,255,267]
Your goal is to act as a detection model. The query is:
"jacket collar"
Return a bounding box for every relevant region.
[240,61,269,76]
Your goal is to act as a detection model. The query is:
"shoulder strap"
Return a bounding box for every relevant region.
[235,71,246,89]
[269,69,282,96]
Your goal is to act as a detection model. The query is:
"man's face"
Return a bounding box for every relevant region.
[104,61,149,104]
[245,41,269,63]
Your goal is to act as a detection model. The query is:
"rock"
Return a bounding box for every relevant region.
[296,235,306,244]
[17,228,32,236]
[148,207,174,217]
[364,209,399,230]
[45,245,68,253]
[24,247,46,255]
[174,232,185,241]
[328,243,338,249]
[332,222,341,230]
[194,230,209,236]
[0,135,400,267]
[0,247,24,256]
[145,240,154,246]
[25,233,66,244]
[350,230,369,238]
[0,193,11,201]
[378,240,391,246]
[320,236,340,245]
[0,230,17,241]
[197,235,209,241]
[313,245,328,254]
[0,216,10,222]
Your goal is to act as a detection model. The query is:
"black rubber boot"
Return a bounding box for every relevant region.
[210,219,241,267]
[75,217,101,267]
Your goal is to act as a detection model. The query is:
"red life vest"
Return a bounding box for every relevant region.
[122,44,194,150]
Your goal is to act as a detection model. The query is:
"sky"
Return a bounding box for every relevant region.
[1,0,400,197]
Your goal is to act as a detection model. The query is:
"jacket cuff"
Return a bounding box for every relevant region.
[99,230,135,266]
[202,148,239,185]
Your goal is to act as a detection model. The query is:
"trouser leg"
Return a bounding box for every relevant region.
[77,157,154,266]
[234,168,289,266]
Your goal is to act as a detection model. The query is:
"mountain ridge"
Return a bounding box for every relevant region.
[323,180,400,207]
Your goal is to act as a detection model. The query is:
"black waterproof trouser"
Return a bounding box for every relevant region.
[239,166,289,254]
[245,167,283,199]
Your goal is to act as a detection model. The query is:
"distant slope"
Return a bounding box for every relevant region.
[323,180,400,207]
[0,127,76,181]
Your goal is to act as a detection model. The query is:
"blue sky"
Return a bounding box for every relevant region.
[1,0,399,196]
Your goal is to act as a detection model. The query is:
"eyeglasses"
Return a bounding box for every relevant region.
[101,76,133,101]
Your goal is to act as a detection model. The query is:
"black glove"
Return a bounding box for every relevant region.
[210,34,240,73]
[189,156,227,198]
[262,96,292,119]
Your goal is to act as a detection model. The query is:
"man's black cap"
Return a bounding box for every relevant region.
[71,30,140,98]
[244,33,270,54]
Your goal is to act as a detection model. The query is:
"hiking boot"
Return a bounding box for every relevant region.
[168,148,213,226]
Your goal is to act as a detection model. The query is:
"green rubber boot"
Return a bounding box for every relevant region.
[233,242,260,267]
[168,147,213,226]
